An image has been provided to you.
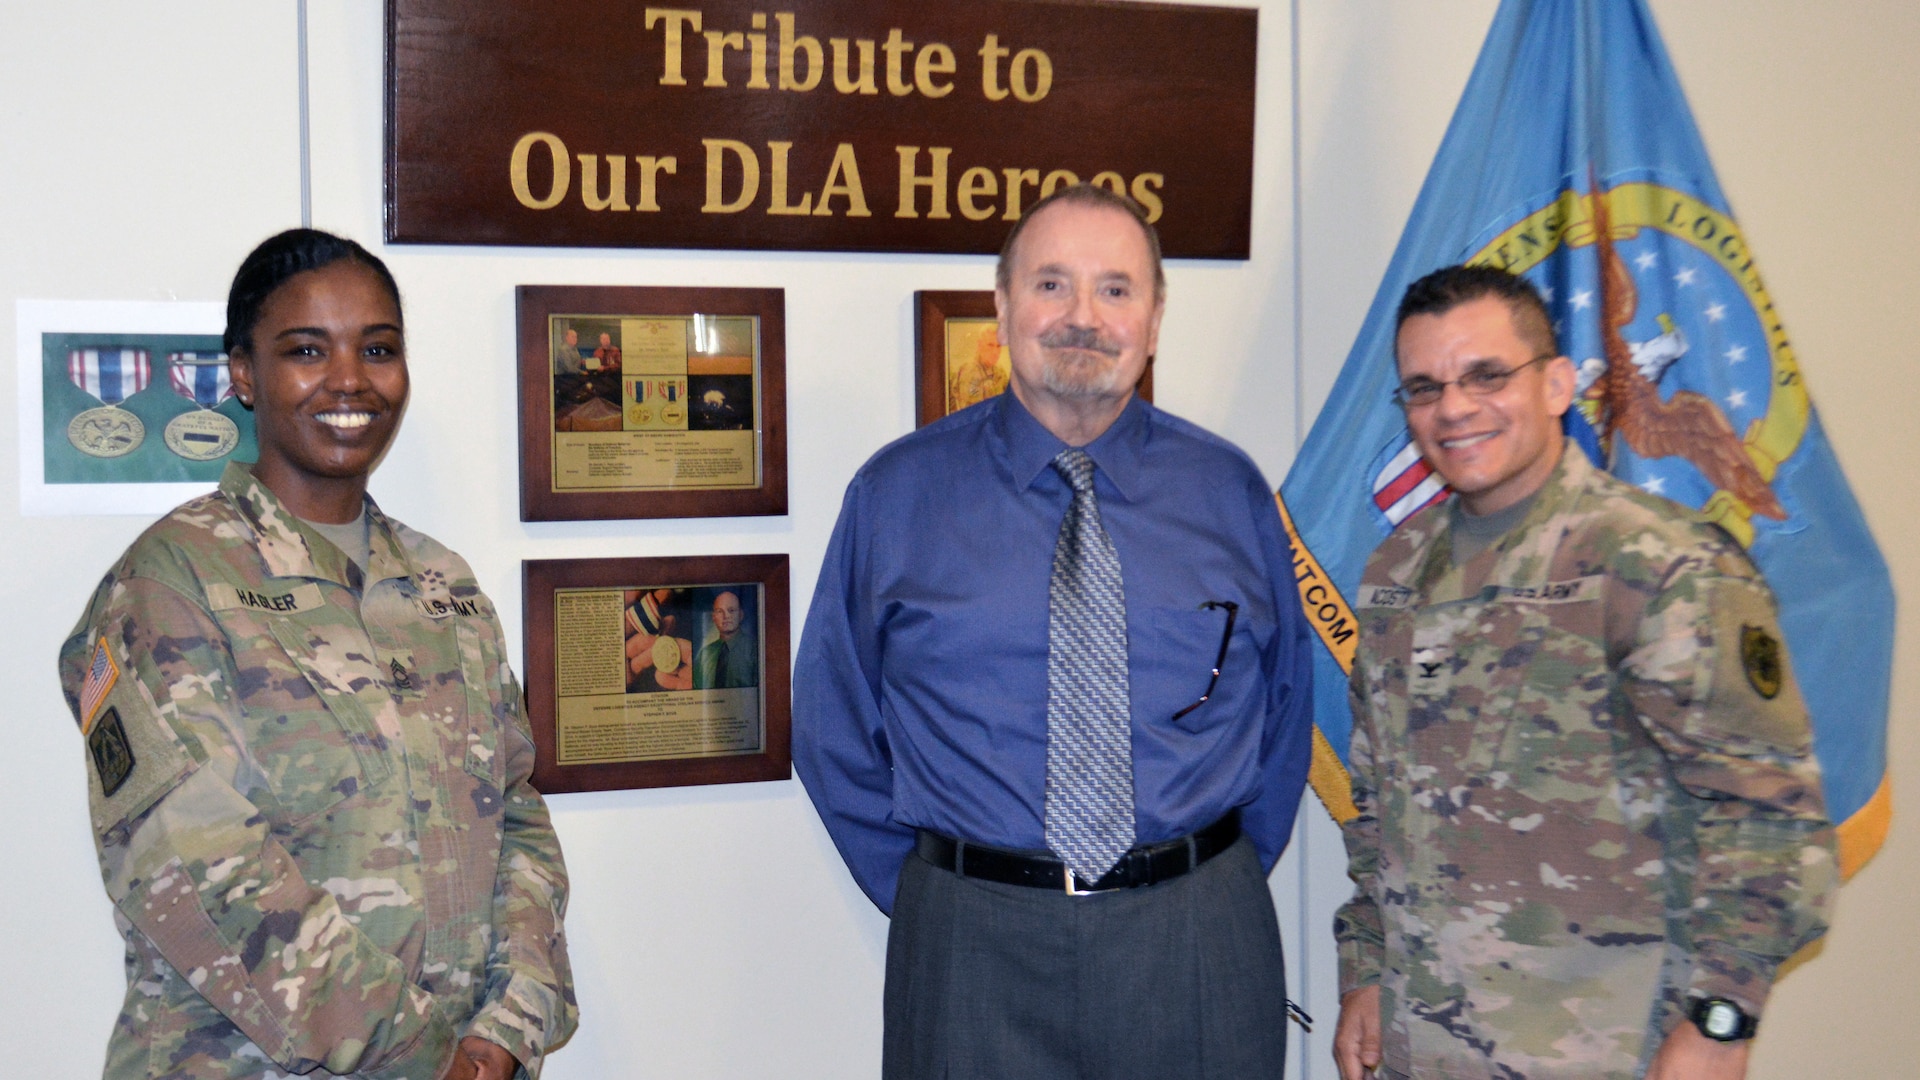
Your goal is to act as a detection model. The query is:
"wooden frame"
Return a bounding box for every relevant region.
[913,290,1152,428]
[516,285,787,520]
[523,554,791,793]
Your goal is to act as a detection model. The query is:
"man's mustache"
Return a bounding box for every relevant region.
[1037,326,1121,357]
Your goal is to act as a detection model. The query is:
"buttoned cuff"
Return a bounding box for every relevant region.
[464,1016,537,1080]
[1336,936,1385,998]
[465,973,573,1080]
[1684,940,1777,1018]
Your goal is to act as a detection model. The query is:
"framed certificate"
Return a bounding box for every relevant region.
[517,286,787,520]
[913,290,1153,428]
[523,554,791,793]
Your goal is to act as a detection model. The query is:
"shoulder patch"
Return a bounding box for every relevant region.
[87,707,136,797]
[79,639,121,735]
[205,581,326,615]
[1741,624,1783,699]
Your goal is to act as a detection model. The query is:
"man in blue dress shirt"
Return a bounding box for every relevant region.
[794,184,1314,1079]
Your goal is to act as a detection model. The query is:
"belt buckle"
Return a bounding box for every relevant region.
[1064,865,1093,896]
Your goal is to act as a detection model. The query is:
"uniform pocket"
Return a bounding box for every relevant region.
[262,621,392,822]
[455,621,505,785]
[1486,604,1614,814]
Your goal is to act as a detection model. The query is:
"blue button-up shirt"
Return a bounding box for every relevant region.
[793,391,1314,913]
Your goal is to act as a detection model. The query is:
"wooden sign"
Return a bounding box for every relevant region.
[386,0,1257,257]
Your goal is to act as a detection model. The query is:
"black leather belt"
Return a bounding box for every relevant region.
[915,813,1240,895]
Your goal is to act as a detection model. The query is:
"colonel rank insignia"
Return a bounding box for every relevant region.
[1741,624,1783,700]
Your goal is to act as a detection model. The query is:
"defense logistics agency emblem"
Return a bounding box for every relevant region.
[1468,183,1809,548]
[1741,623,1783,699]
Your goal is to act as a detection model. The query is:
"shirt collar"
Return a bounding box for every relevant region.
[1402,437,1589,592]
[217,460,427,593]
[992,390,1152,502]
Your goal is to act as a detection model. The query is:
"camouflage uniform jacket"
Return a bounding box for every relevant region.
[1333,448,1834,1080]
[59,463,577,1080]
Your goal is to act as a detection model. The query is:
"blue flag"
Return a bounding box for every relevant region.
[1278,0,1893,876]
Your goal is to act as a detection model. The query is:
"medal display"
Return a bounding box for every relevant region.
[163,352,240,461]
[650,634,682,675]
[66,348,150,457]
[163,410,240,461]
[627,592,665,636]
[68,407,145,458]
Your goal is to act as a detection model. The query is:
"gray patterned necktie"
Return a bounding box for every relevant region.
[1046,447,1135,884]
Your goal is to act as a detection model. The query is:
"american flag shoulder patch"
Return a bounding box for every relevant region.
[79,638,120,735]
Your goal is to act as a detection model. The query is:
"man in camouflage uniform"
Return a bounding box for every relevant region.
[60,462,577,1079]
[1332,266,1834,1080]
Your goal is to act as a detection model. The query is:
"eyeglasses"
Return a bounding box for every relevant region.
[1172,600,1238,722]
[1392,355,1554,408]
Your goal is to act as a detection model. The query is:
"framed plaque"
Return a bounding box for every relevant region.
[517,285,787,520]
[913,290,1152,427]
[389,0,1258,257]
[523,554,791,793]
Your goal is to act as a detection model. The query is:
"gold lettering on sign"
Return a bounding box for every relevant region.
[703,138,759,212]
[831,37,878,94]
[896,146,953,219]
[1002,167,1040,220]
[635,156,677,212]
[1009,48,1052,102]
[579,154,629,211]
[882,29,913,96]
[914,42,955,98]
[957,166,998,221]
[645,8,701,87]
[978,34,1010,101]
[511,131,570,209]
[1130,173,1164,222]
[746,13,771,90]
[816,142,871,217]
[703,29,744,87]
[768,141,812,215]
[777,13,823,91]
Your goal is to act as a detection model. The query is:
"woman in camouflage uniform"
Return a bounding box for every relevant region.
[60,231,577,1080]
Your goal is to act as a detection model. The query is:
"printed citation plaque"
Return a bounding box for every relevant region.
[517,285,787,520]
[525,554,791,793]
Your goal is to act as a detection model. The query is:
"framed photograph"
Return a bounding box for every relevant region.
[523,554,790,793]
[913,290,1153,428]
[517,285,787,520]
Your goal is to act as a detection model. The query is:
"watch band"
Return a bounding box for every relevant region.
[1688,996,1758,1042]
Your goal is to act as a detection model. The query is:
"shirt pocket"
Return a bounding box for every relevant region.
[453,621,505,786]
[1133,603,1272,734]
[255,620,394,824]
[1484,601,1615,812]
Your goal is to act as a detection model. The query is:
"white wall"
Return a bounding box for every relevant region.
[1,2,1912,1078]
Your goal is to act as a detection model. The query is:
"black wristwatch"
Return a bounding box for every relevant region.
[1688,996,1758,1042]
